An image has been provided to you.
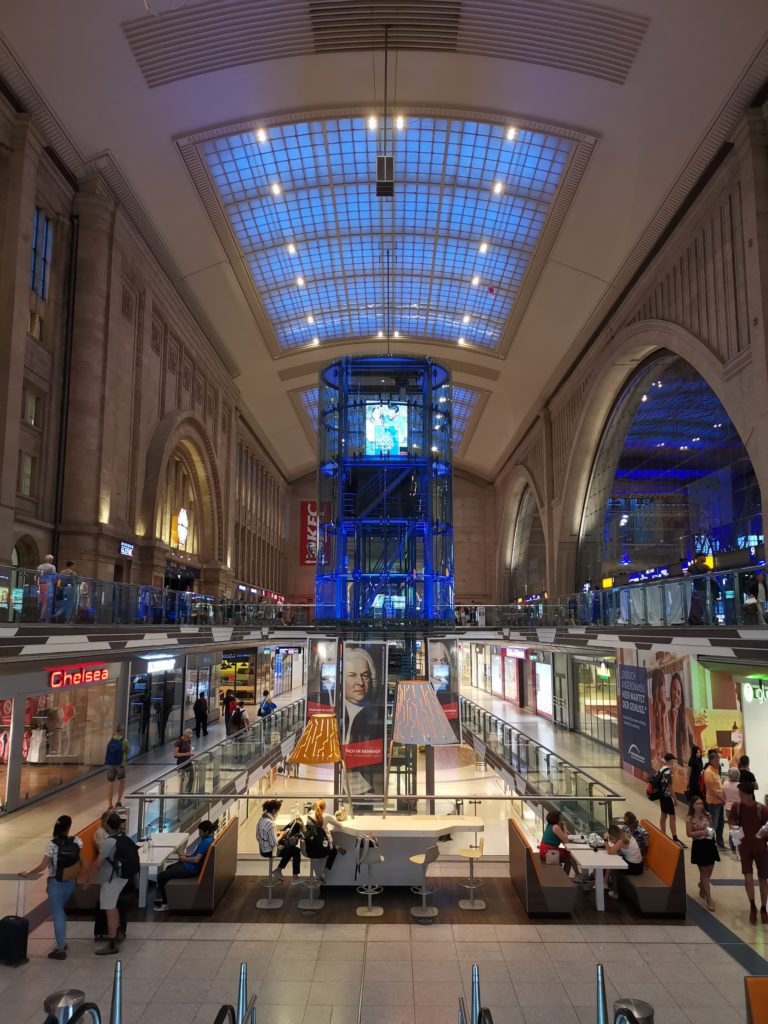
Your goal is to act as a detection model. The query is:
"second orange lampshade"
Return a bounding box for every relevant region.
[288,713,342,765]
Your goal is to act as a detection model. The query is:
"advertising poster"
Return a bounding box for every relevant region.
[535,662,554,719]
[427,638,461,740]
[639,650,694,794]
[618,664,652,773]
[299,501,323,565]
[338,641,387,796]
[691,665,744,769]
[306,637,338,718]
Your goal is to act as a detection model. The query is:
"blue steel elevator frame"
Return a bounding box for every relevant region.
[315,356,454,626]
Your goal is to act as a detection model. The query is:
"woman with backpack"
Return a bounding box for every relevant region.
[305,800,342,876]
[19,814,82,959]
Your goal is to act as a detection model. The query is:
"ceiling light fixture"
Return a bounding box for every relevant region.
[462,314,470,324]
[471,275,480,286]
[270,182,281,196]
[458,337,466,345]
[368,115,378,130]
[393,331,400,339]
[256,128,268,143]
[377,330,384,339]
[506,126,517,141]
[307,315,315,324]
[287,243,296,255]
[493,181,503,194]
[296,276,305,287]
[479,242,488,254]
[641,394,648,402]
[395,115,405,130]
[312,337,319,346]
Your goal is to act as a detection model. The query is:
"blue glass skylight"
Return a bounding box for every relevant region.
[201,116,572,351]
[300,384,478,449]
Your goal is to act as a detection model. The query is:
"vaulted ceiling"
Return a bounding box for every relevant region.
[2,0,768,481]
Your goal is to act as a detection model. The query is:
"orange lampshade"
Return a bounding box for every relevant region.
[392,680,457,745]
[288,713,342,765]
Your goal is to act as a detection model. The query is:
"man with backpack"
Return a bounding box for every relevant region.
[85,812,139,956]
[104,724,129,809]
[153,820,217,912]
[230,701,249,734]
[648,752,686,848]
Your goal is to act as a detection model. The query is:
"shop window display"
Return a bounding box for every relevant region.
[18,682,117,803]
[127,665,183,757]
[574,655,618,749]
[578,352,762,586]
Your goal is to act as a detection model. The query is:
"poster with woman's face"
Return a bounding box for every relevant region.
[338,641,387,797]
[641,651,694,792]
[306,638,338,718]
[427,639,461,740]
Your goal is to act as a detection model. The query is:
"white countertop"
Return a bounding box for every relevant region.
[147,832,190,848]
[335,814,483,839]
[569,849,628,870]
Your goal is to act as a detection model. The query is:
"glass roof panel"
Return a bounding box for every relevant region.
[202,116,572,352]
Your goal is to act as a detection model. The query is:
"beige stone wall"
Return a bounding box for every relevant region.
[0,95,287,596]
[494,111,768,600]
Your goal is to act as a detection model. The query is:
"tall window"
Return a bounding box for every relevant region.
[17,452,37,497]
[30,206,54,299]
[21,388,42,428]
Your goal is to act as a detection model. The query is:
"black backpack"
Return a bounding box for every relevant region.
[646,769,666,801]
[231,707,244,728]
[108,832,140,881]
[304,817,329,859]
[54,836,81,881]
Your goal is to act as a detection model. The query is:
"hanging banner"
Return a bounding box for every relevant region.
[618,663,652,773]
[338,641,387,799]
[299,501,322,565]
[306,637,338,718]
[427,638,462,740]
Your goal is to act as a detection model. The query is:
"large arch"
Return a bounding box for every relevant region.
[495,466,547,600]
[139,412,225,565]
[11,534,40,569]
[554,320,765,592]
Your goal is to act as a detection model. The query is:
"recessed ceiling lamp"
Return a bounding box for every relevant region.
[256,128,268,143]
[479,242,488,254]
[270,182,281,196]
[493,181,503,194]
[368,115,378,130]
[296,276,305,287]
[396,115,405,130]
[641,394,648,402]
[471,275,480,286]
[458,337,466,346]
[312,337,319,346]
[462,314,470,324]
[307,315,315,324]
[393,330,400,338]
[377,330,384,339]
[506,126,517,141]
[287,243,296,255]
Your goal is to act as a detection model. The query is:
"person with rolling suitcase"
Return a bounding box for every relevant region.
[0,877,29,967]
[18,814,82,960]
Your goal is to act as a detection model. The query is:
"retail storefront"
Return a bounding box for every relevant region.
[184,651,222,729]
[220,645,304,708]
[0,660,128,812]
[126,654,184,757]
[571,652,619,749]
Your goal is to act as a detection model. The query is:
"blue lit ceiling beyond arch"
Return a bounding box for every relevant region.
[200,115,572,352]
[299,384,479,449]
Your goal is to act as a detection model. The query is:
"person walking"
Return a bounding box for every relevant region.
[192,691,209,738]
[173,729,194,792]
[686,746,704,803]
[19,815,82,959]
[257,798,302,884]
[222,690,236,734]
[153,819,217,912]
[57,562,79,623]
[36,554,57,623]
[703,751,727,849]
[723,767,741,854]
[729,782,768,924]
[658,753,686,847]
[83,812,135,955]
[104,724,129,809]
[686,796,719,911]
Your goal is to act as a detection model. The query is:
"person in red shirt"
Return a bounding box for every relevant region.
[729,782,768,924]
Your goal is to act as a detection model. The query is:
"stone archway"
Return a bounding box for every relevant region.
[495,466,547,600]
[12,534,40,569]
[554,320,765,592]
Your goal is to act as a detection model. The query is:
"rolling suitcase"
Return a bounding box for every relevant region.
[0,878,28,966]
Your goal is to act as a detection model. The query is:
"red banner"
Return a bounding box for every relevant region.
[299,501,321,565]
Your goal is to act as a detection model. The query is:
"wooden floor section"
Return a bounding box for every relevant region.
[107,875,695,928]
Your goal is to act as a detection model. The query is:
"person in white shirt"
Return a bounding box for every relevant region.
[19,814,82,959]
[603,822,644,898]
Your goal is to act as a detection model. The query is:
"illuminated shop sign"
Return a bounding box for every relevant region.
[743,682,768,704]
[143,658,176,674]
[48,663,111,689]
[120,541,134,557]
[628,566,669,584]
[504,647,528,659]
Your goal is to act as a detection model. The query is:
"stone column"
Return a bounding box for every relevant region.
[0,117,45,556]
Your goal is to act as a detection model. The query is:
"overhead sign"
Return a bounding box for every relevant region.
[120,541,134,557]
[628,566,669,583]
[49,663,111,689]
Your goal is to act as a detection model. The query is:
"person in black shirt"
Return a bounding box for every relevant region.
[739,755,757,789]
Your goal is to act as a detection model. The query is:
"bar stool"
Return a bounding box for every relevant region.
[409,845,440,922]
[256,853,284,910]
[458,837,486,910]
[298,859,326,912]
[356,849,385,917]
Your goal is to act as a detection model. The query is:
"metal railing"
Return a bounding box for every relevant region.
[132,697,306,837]
[460,695,622,834]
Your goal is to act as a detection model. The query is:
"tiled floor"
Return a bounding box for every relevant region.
[6,920,747,1024]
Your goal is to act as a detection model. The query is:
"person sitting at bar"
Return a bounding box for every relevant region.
[257,798,302,883]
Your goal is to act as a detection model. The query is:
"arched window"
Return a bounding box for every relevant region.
[577,352,762,585]
[156,448,201,556]
[509,487,547,599]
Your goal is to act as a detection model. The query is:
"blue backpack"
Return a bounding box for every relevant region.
[104,737,123,766]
